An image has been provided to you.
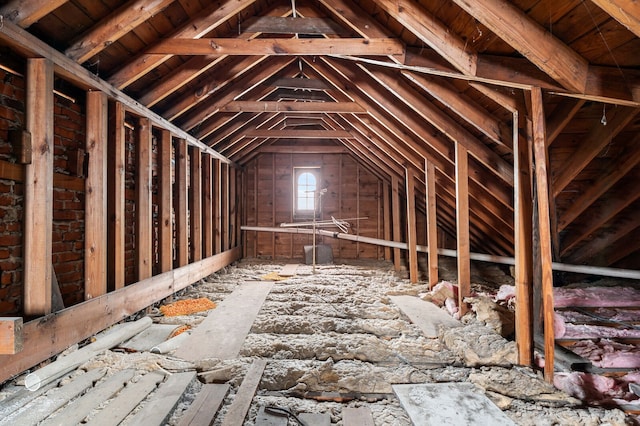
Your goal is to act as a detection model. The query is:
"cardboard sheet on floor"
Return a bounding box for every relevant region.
[279,264,299,277]
[389,295,461,338]
[393,383,515,425]
[119,324,182,352]
[173,282,274,360]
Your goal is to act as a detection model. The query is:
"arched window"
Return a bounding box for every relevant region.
[294,167,320,218]
[297,172,316,211]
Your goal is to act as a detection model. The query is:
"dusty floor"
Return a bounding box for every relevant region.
[1,258,637,425]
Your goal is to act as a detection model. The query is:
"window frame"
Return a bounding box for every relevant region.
[293,166,321,220]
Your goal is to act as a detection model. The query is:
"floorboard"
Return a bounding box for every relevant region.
[173,282,274,360]
[177,384,229,426]
[127,371,196,425]
[220,359,267,426]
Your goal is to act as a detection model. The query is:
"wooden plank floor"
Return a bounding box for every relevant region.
[177,384,229,426]
[221,360,267,426]
[173,282,274,361]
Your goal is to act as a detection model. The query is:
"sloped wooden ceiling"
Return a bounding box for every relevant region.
[1,0,638,268]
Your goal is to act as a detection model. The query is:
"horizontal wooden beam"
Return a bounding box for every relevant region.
[0,318,22,355]
[218,101,366,113]
[0,18,230,163]
[258,145,349,154]
[0,247,241,383]
[272,77,331,90]
[243,129,354,139]
[146,38,405,57]
[241,16,349,35]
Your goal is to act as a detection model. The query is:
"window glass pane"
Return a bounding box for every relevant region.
[297,172,316,211]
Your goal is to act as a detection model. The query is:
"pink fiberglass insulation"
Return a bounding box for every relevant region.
[557,308,640,324]
[554,286,640,308]
[554,371,640,405]
[560,324,640,340]
[567,339,640,369]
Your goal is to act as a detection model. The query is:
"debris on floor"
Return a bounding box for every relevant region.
[159,297,217,317]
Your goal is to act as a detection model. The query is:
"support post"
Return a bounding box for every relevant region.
[391,175,402,272]
[158,129,173,273]
[405,169,419,283]
[214,159,222,254]
[455,142,471,316]
[23,58,54,316]
[425,159,439,288]
[382,180,392,261]
[85,90,108,299]
[514,111,534,366]
[108,102,126,290]
[202,155,213,258]
[530,87,555,382]
[221,163,230,252]
[190,147,202,262]
[0,318,22,354]
[174,138,188,267]
[136,117,152,280]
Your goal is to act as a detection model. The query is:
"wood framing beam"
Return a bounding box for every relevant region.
[203,156,213,258]
[383,181,392,261]
[530,87,555,382]
[174,138,189,267]
[214,160,223,254]
[241,16,348,35]
[558,134,640,232]
[0,0,68,27]
[0,247,241,384]
[258,145,349,154]
[552,107,638,197]
[108,102,126,290]
[391,175,403,272]
[217,101,366,114]
[405,169,419,284]
[272,77,331,91]
[146,38,405,57]
[190,147,203,262]
[425,159,438,288]
[65,0,174,63]
[221,164,230,251]
[450,0,589,93]
[371,0,477,75]
[0,318,22,355]
[455,143,471,317]
[85,91,108,299]
[23,58,54,316]
[0,18,229,163]
[514,111,533,366]
[136,118,153,281]
[243,129,354,139]
[546,99,585,146]
[108,0,258,89]
[590,0,640,38]
[158,129,173,273]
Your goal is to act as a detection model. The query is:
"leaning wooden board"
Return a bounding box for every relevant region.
[220,360,267,426]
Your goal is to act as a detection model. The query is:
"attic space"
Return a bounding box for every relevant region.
[0,0,639,424]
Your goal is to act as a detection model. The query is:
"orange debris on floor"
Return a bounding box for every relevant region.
[160,298,217,317]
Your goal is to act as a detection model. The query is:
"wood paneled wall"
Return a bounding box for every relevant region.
[244,153,384,261]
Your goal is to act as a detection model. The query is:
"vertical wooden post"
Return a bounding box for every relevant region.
[136,117,152,280]
[391,175,402,272]
[214,159,222,254]
[190,147,202,262]
[158,129,173,273]
[514,112,534,366]
[108,102,126,290]
[230,167,237,248]
[425,159,439,288]
[174,138,189,266]
[221,163,230,251]
[531,87,555,382]
[455,142,471,316]
[202,155,213,258]
[85,90,108,299]
[382,180,392,261]
[405,169,419,283]
[23,58,54,316]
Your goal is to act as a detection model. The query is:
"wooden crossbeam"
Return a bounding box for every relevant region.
[272,77,330,90]
[243,129,354,139]
[241,16,349,35]
[219,101,366,113]
[146,38,405,57]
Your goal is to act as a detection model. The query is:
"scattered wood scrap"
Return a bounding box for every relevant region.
[279,264,299,277]
[177,384,229,426]
[220,359,267,426]
[389,295,461,338]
